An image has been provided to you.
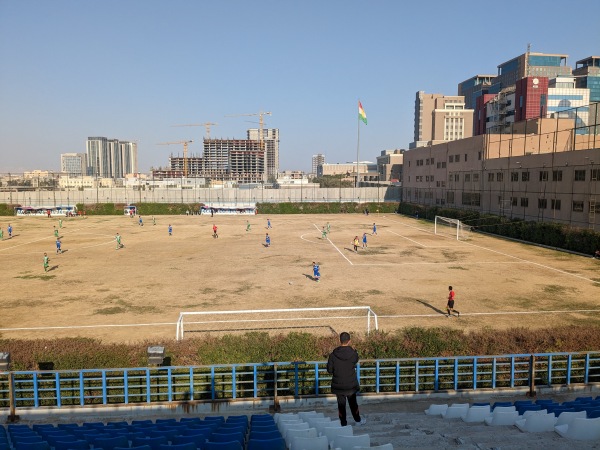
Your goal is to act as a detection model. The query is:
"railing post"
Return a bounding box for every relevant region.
[527,355,536,398]
[510,357,515,388]
[376,361,380,393]
[395,361,400,393]
[231,366,236,400]
[124,370,129,404]
[33,372,39,408]
[473,357,478,390]
[547,355,553,387]
[584,353,590,384]
[8,372,19,422]
[453,359,458,391]
[294,363,299,398]
[253,366,258,399]
[269,363,280,413]
[434,359,439,391]
[167,367,173,402]
[415,361,419,392]
[567,354,572,385]
[102,370,107,405]
[492,358,497,389]
[315,362,321,396]
[55,372,61,408]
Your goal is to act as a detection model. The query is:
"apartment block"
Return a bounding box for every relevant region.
[60,153,87,177]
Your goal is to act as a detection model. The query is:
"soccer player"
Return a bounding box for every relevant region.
[372,223,377,235]
[246,220,251,232]
[213,224,218,238]
[362,232,368,248]
[43,253,49,272]
[0,227,3,240]
[54,226,59,238]
[267,218,272,229]
[115,233,122,250]
[56,238,62,254]
[446,286,460,317]
[139,216,143,226]
[326,222,331,234]
[312,261,320,282]
[353,236,359,252]
[153,216,156,226]
[168,224,172,236]
[321,227,328,239]
[265,233,271,247]
[59,219,63,228]
[7,224,12,238]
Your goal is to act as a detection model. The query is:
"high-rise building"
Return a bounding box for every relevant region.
[86,137,138,178]
[202,139,265,184]
[60,153,87,177]
[574,56,600,103]
[410,92,474,149]
[312,154,325,175]
[247,128,279,181]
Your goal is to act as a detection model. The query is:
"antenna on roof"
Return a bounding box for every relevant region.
[526,43,531,76]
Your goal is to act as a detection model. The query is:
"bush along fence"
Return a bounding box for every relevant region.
[397,202,600,255]
[0,351,598,410]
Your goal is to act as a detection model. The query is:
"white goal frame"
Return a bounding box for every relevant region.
[434,216,471,240]
[175,306,378,341]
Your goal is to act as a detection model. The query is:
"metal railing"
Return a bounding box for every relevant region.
[0,352,598,409]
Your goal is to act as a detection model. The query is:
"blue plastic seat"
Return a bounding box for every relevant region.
[247,437,286,450]
[150,428,179,441]
[0,443,10,450]
[249,430,282,441]
[472,402,490,407]
[217,424,246,435]
[12,435,43,444]
[132,435,169,450]
[210,431,244,446]
[82,422,105,429]
[204,442,243,450]
[15,442,51,450]
[535,399,554,405]
[517,404,541,414]
[93,435,129,450]
[54,440,89,450]
[119,446,152,450]
[156,418,177,425]
[132,420,154,426]
[158,443,197,450]
[204,416,225,423]
[180,418,202,424]
[588,409,600,418]
[491,401,513,410]
[46,434,77,447]
[575,396,593,403]
[174,433,208,448]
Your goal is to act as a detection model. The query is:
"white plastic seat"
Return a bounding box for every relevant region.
[462,405,491,423]
[441,403,469,419]
[484,410,519,426]
[492,405,516,413]
[424,403,448,416]
[515,413,557,432]
[321,425,353,445]
[554,410,586,427]
[274,412,298,424]
[331,433,370,450]
[298,411,324,421]
[307,417,332,429]
[314,420,338,436]
[290,434,329,450]
[285,427,317,448]
[279,420,309,435]
[555,417,600,440]
[521,409,548,419]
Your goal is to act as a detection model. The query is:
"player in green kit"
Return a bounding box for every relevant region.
[115,233,122,250]
[54,226,59,238]
[59,219,63,228]
[321,226,328,239]
[0,227,3,240]
[246,220,251,232]
[43,253,49,272]
[326,222,331,234]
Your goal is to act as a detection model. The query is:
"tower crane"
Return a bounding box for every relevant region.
[225,111,272,149]
[172,122,218,139]
[157,140,193,178]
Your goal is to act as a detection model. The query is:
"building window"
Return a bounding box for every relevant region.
[449,155,454,163]
[496,172,503,182]
[442,162,446,168]
[478,151,482,160]
[592,169,600,180]
[447,191,455,204]
[464,173,471,182]
[437,162,441,169]
[511,172,519,182]
[551,199,561,210]
[539,171,548,182]
[572,201,584,212]
[538,198,547,209]
[464,154,468,162]
[520,197,529,207]
[454,173,459,182]
[426,158,430,165]
[552,170,563,182]
[590,201,597,213]
[511,197,518,206]
[431,175,434,182]
[473,173,479,182]
[522,171,530,182]
[574,170,586,181]
[431,157,435,165]
[455,154,460,162]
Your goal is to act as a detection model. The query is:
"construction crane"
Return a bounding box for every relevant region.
[225,111,272,149]
[171,122,218,140]
[157,140,193,177]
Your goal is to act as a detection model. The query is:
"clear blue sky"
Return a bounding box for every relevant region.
[1,0,598,173]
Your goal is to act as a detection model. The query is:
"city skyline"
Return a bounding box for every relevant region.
[1,1,599,174]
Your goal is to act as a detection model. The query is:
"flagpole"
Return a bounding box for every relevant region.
[356,100,360,193]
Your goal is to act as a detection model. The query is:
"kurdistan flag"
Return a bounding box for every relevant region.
[358,101,367,125]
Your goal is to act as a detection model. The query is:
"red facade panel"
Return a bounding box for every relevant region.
[515,76,548,121]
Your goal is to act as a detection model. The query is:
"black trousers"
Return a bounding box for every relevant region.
[336,392,361,426]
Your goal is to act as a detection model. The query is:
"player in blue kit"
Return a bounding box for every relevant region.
[362,232,368,248]
[56,238,62,254]
[312,261,320,282]
[265,233,271,247]
[8,224,13,238]
[372,223,377,235]
[168,224,172,236]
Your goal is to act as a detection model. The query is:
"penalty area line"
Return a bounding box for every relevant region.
[379,308,600,319]
[0,322,176,332]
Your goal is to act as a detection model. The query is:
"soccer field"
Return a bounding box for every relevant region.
[1,213,599,342]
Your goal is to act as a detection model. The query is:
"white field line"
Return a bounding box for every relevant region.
[381,215,600,285]
[352,261,529,266]
[0,322,176,332]
[385,229,429,247]
[312,223,353,266]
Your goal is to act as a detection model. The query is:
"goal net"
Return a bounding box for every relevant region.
[434,216,471,240]
[176,307,378,341]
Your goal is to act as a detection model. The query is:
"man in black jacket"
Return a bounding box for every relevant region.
[327,331,365,426]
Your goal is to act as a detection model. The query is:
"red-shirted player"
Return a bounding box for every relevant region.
[446,286,460,317]
[212,224,218,238]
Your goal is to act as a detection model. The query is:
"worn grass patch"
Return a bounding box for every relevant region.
[448,266,468,270]
[366,289,384,295]
[95,306,126,315]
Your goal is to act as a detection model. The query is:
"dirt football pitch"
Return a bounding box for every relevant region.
[1,213,599,343]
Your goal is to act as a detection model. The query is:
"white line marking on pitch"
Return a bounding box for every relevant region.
[379,309,600,319]
[312,223,353,266]
[385,229,429,247]
[300,233,324,244]
[381,215,600,285]
[0,322,177,332]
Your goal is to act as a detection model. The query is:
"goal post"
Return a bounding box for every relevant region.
[434,216,471,240]
[175,306,378,341]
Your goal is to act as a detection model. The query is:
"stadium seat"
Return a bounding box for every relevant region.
[15,442,51,450]
[587,409,600,419]
[204,416,225,423]
[132,435,169,450]
[555,410,587,427]
[118,447,151,450]
[352,445,393,450]
[575,396,593,403]
[521,409,548,419]
[210,431,245,446]
[298,411,324,421]
[321,425,353,446]
[204,442,243,450]
[289,435,329,450]
[173,433,209,448]
[247,436,286,450]
[158,443,197,450]
[278,420,309,436]
[156,418,177,425]
[535,399,555,405]
[484,410,519,426]
[53,440,90,450]
[441,403,469,419]
[313,420,339,436]
[150,428,179,441]
[180,417,202,424]
[274,412,298,424]
[132,420,154,426]
[12,435,44,444]
[462,405,491,423]
[45,434,77,447]
[424,403,448,416]
[491,402,513,410]
[284,428,318,448]
[93,434,129,450]
[249,429,282,441]
[331,433,370,450]
[515,413,557,432]
[555,417,600,440]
